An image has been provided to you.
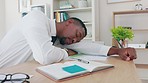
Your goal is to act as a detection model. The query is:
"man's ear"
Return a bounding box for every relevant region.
[66,19,74,26]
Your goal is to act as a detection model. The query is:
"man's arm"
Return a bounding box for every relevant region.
[62,40,111,56]
[63,40,137,61]
[21,11,68,65]
[108,47,137,61]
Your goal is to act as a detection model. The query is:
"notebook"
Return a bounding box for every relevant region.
[36,60,114,81]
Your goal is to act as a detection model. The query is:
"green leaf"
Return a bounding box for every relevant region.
[111,26,134,41]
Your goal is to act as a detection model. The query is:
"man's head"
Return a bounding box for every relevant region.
[56,17,87,45]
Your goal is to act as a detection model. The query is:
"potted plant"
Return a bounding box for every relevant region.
[111,26,134,48]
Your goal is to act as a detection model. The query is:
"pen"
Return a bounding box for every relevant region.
[77,59,89,64]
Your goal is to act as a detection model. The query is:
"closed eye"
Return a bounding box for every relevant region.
[72,40,74,43]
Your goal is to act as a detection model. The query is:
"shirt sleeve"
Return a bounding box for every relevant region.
[62,40,111,56]
[20,11,68,65]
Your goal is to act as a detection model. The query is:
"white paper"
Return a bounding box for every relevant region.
[69,54,107,61]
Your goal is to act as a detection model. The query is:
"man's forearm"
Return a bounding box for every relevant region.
[107,47,119,56]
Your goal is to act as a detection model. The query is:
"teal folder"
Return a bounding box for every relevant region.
[62,65,86,74]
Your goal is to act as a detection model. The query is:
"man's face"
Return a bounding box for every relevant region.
[58,23,85,45]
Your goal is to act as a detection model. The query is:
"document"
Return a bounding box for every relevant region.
[69,54,107,61]
[36,60,114,81]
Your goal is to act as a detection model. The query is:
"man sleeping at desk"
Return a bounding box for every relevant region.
[0,10,137,68]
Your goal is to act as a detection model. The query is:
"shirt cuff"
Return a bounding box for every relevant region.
[61,49,69,60]
[99,46,112,56]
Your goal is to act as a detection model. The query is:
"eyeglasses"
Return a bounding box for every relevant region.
[0,73,30,83]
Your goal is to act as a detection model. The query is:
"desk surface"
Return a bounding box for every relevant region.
[0,56,141,83]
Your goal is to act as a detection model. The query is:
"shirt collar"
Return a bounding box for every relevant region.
[49,19,56,36]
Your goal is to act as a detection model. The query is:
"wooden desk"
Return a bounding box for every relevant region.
[0,56,141,83]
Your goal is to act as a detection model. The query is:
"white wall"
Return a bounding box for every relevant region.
[5,0,21,31]
[0,0,5,40]
[100,0,148,45]
[4,0,51,31]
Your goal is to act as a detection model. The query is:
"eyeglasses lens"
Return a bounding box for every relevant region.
[0,74,5,81]
[0,73,30,83]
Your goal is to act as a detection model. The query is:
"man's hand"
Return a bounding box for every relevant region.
[66,49,78,56]
[108,47,137,61]
[118,48,137,61]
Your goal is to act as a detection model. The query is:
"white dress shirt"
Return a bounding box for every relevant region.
[0,10,111,68]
